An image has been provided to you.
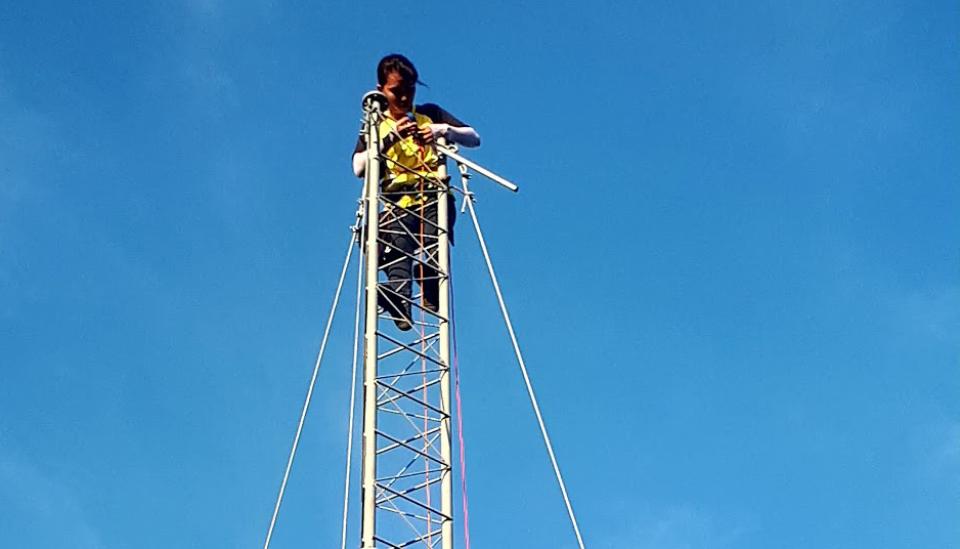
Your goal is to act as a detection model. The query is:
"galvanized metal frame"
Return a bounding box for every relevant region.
[360,94,453,549]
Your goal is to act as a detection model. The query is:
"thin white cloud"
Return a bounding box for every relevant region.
[182,0,280,21]
[184,0,223,18]
[0,65,62,321]
[601,503,756,549]
[939,423,960,465]
[821,236,959,347]
[919,419,960,483]
[180,57,240,108]
[0,81,52,211]
[889,285,960,345]
[0,449,105,549]
[173,0,287,113]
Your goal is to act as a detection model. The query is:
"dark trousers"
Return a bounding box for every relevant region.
[379,194,456,319]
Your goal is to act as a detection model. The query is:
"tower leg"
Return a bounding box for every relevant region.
[360,99,382,549]
[436,146,454,549]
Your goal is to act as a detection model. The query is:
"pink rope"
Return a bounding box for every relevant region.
[449,269,472,549]
[418,193,434,546]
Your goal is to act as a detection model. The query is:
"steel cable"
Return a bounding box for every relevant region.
[461,177,587,549]
[339,222,365,549]
[263,231,357,549]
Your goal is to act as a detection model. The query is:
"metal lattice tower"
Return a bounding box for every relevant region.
[359,92,454,549]
[261,91,582,549]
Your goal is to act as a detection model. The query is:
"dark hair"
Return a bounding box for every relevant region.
[377,53,420,86]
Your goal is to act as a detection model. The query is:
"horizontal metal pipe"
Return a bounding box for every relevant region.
[437,144,519,192]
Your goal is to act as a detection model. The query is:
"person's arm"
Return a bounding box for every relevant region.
[352,151,366,178]
[429,124,480,147]
[352,135,367,178]
[417,103,481,148]
[352,119,416,177]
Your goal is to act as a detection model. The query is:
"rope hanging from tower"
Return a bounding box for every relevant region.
[262,78,583,548]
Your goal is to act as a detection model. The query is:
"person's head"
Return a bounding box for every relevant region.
[377,54,418,118]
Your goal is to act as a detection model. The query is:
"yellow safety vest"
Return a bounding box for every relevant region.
[378,112,441,209]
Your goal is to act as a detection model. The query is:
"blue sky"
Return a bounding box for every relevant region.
[1,1,958,547]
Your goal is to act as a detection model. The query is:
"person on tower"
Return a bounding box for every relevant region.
[352,53,480,331]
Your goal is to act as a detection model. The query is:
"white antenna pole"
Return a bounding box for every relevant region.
[360,91,384,549]
[436,139,454,549]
